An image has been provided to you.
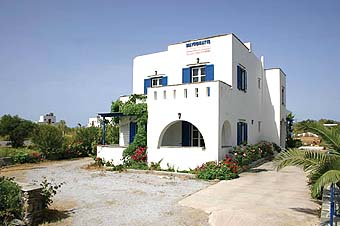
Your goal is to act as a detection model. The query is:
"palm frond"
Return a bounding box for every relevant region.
[312,170,340,197]
[301,122,340,152]
[274,149,330,172]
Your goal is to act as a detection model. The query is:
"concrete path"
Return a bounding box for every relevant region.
[179,161,320,226]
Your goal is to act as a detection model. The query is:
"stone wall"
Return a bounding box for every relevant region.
[18,183,45,226]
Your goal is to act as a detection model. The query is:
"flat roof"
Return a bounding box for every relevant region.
[169,33,251,52]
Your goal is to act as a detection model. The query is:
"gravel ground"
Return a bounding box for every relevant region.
[0,158,211,226]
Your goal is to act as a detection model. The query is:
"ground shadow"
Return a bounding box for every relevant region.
[246,168,269,173]
[290,207,320,217]
[36,208,74,224]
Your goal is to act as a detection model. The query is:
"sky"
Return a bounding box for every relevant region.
[0,0,339,127]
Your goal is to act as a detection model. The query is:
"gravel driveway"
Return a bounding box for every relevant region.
[0,158,211,226]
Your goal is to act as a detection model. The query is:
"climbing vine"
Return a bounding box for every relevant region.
[111,94,148,164]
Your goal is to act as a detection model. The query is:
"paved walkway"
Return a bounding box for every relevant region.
[179,162,320,226]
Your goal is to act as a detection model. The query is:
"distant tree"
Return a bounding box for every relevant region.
[0,115,36,147]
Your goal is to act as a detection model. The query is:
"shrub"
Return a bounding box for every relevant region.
[32,124,64,160]
[12,150,43,164]
[73,127,101,157]
[37,177,64,209]
[194,157,239,180]
[230,141,276,167]
[0,177,22,224]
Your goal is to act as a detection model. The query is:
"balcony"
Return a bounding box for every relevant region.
[147,80,231,103]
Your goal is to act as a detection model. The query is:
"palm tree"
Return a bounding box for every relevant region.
[275,121,340,198]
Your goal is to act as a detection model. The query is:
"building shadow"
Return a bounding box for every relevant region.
[290,207,320,216]
[36,208,75,224]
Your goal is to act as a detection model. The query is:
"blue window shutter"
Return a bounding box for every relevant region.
[206,64,214,81]
[144,78,151,94]
[182,68,191,84]
[237,122,241,145]
[237,66,241,90]
[244,71,247,90]
[182,121,191,146]
[162,76,168,86]
[129,122,137,144]
[244,123,248,144]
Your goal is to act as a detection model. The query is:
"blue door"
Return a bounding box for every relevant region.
[129,122,137,144]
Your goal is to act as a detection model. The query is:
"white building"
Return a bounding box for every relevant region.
[87,116,113,127]
[38,113,56,124]
[98,33,288,170]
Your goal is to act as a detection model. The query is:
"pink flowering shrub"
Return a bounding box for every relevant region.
[131,147,147,162]
[194,157,239,180]
[231,141,275,167]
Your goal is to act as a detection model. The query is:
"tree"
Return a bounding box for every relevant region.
[286,113,302,148]
[275,121,340,198]
[0,115,36,147]
[32,124,64,159]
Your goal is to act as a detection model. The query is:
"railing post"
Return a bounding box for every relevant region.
[330,183,335,226]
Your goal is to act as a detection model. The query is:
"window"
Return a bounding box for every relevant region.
[192,125,205,147]
[151,77,162,87]
[154,91,157,100]
[237,65,247,91]
[173,90,176,99]
[195,88,199,97]
[206,87,210,97]
[237,121,248,145]
[184,89,187,98]
[163,90,166,99]
[281,86,285,105]
[191,66,206,83]
[258,121,261,133]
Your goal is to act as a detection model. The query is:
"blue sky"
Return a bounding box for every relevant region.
[0,0,339,126]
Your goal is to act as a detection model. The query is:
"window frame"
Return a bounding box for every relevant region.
[151,77,163,87]
[237,65,247,92]
[191,66,206,83]
[191,125,205,147]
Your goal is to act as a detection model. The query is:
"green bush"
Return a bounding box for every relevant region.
[193,157,239,180]
[0,177,22,224]
[11,150,42,164]
[32,124,64,160]
[72,127,101,157]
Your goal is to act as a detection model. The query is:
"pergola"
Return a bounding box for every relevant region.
[97,112,125,145]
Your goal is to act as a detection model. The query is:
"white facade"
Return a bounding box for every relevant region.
[98,33,288,170]
[38,113,56,124]
[88,116,113,127]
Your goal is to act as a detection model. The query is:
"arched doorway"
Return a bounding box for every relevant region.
[158,120,205,148]
[221,120,232,148]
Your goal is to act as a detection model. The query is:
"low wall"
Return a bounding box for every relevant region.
[0,157,13,167]
[17,182,44,226]
[148,147,215,171]
[97,145,125,165]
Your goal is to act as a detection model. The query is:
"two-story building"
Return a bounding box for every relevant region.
[97,33,288,170]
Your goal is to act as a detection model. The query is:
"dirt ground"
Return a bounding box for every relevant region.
[0,158,211,226]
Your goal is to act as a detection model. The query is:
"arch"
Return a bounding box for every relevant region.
[158,120,206,148]
[221,120,232,147]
